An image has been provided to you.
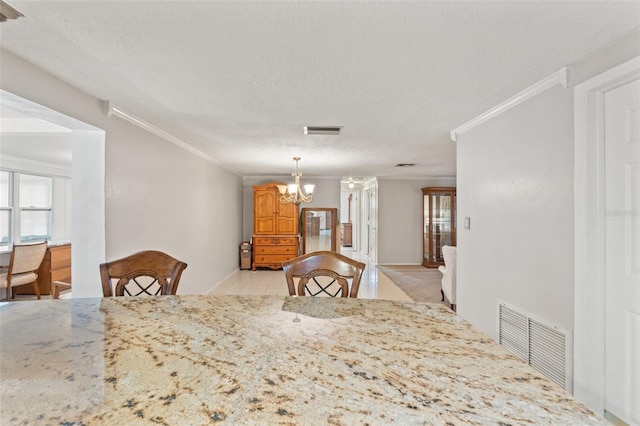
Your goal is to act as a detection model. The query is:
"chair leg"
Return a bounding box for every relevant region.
[451,303,456,312]
[440,289,444,302]
[53,282,71,299]
[32,281,41,300]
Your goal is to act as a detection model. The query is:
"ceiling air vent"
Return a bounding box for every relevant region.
[395,163,415,167]
[304,126,341,135]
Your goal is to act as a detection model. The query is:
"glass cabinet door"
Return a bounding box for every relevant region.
[422,187,456,267]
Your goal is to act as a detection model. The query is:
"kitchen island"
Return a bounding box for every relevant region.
[0,295,603,424]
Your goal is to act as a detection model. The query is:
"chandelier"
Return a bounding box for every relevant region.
[277,157,314,204]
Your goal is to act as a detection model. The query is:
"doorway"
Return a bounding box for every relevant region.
[0,90,106,298]
[339,177,378,264]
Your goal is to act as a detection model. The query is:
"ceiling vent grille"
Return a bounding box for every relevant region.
[498,301,573,392]
[304,126,341,135]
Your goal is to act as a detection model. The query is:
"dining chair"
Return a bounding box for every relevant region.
[100,250,187,297]
[0,241,48,301]
[438,245,456,311]
[282,250,366,298]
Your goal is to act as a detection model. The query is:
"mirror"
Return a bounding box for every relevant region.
[301,208,337,253]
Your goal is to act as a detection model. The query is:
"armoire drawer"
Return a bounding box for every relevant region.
[254,245,296,255]
[253,237,297,246]
[253,254,296,264]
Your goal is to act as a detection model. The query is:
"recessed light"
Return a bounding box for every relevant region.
[304,126,341,135]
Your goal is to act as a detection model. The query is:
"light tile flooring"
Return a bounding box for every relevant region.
[210,249,412,301]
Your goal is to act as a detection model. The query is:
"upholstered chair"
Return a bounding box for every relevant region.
[438,245,457,311]
[0,241,48,301]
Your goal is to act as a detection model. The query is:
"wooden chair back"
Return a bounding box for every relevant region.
[100,250,187,297]
[282,251,365,298]
[1,241,48,300]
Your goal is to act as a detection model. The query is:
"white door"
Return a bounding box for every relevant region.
[604,78,640,425]
[368,181,378,264]
[362,188,369,256]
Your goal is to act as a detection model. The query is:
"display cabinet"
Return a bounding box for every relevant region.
[422,187,456,268]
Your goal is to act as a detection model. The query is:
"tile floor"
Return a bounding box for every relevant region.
[209,249,412,301]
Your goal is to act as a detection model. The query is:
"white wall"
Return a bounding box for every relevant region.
[71,130,106,298]
[456,85,574,337]
[104,117,242,294]
[377,177,455,264]
[1,48,243,296]
[455,32,640,340]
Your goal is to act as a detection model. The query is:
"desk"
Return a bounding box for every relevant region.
[0,296,603,424]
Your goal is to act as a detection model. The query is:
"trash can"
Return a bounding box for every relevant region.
[240,242,252,270]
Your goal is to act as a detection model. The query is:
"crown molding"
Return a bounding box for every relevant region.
[450,66,573,142]
[0,154,71,177]
[101,101,232,171]
[0,1,24,22]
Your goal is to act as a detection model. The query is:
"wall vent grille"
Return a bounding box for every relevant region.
[498,301,573,392]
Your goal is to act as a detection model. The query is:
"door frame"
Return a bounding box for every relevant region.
[573,56,640,414]
[363,178,378,263]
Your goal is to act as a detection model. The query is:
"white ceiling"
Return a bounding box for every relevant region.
[1,1,638,179]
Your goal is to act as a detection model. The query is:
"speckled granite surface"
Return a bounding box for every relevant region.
[0,295,604,425]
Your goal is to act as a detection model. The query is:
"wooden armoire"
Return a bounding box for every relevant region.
[252,182,299,270]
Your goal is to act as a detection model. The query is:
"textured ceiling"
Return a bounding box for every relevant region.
[1,1,639,179]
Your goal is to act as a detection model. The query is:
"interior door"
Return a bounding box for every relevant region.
[604,78,640,425]
[368,181,378,264]
[362,188,369,256]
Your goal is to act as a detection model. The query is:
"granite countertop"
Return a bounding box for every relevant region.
[0,295,604,425]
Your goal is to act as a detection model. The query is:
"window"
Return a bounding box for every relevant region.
[0,171,10,250]
[0,170,53,251]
